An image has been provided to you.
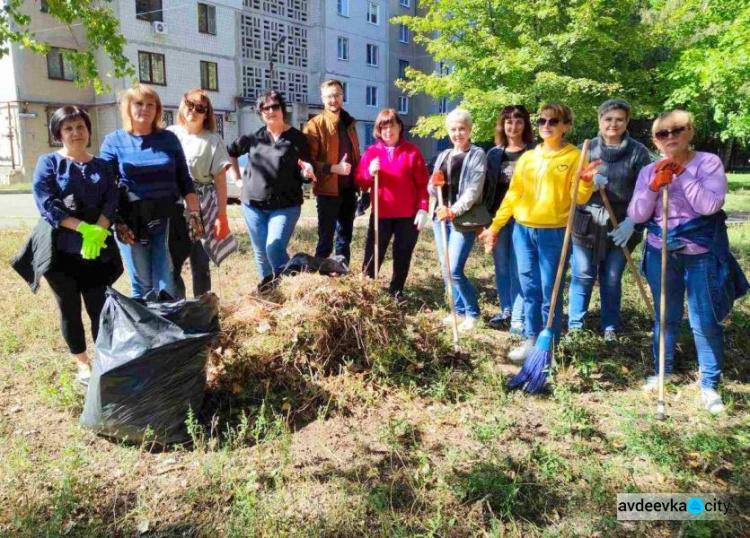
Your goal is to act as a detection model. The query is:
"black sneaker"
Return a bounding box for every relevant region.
[488,312,510,330]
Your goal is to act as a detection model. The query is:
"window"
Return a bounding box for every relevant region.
[366,86,378,107]
[439,61,451,76]
[341,81,349,103]
[399,24,410,43]
[40,0,49,13]
[366,44,379,67]
[366,2,379,24]
[198,3,217,35]
[46,47,76,81]
[398,96,409,115]
[138,51,166,85]
[162,110,175,127]
[337,37,349,61]
[337,0,349,17]
[398,59,409,79]
[200,61,219,91]
[136,0,163,22]
[438,97,448,114]
[400,0,410,6]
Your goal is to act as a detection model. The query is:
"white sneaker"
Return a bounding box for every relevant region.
[508,338,536,362]
[642,374,672,392]
[701,388,725,414]
[443,314,463,326]
[76,362,91,386]
[458,316,478,333]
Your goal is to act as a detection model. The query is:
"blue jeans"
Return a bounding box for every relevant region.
[242,204,301,279]
[116,225,176,299]
[433,219,480,319]
[513,224,566,341]
[644,246,724,389]
[568,243,627,331]
[492,219,524,324]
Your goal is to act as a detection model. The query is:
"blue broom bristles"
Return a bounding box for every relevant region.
[508,329,554,393]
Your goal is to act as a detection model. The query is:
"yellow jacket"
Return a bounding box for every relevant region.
[489,143,592,232]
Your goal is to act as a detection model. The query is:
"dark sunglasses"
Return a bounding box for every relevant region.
[537,117,561,127]
[184,100,208,114]
[654,126,688,141]
[260,103,282,113]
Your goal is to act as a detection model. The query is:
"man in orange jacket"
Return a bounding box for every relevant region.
[304,79,361,266]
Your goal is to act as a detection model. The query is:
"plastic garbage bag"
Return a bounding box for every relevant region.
[280,253,350,276]
[80,288,219,444]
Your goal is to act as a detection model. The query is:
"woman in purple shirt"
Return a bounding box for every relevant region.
[628,109,730,414]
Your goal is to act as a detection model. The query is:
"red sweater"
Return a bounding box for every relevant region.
[355,138,429,219]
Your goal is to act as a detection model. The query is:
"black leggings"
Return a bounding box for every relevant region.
[44,253,108,355]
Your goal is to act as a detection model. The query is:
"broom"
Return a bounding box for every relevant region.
[599,189,655,317]
[657,187,669,420]
[509,139,590,393]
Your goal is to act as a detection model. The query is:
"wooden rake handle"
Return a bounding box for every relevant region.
[599,189,655,318]
[546,139,591,330]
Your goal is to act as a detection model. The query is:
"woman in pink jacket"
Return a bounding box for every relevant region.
[356,108,429,297]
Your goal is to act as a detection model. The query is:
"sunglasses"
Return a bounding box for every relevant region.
[184,100,208,114]
[654,126,688,141]
[537,117,561,127]
[260,103,282,113]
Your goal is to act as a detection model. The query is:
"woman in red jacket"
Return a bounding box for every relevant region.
[356,108,429,297]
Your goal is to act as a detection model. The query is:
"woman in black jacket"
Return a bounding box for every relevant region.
[227,90,316,285]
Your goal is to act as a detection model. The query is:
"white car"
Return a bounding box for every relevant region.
[225,154,245,203]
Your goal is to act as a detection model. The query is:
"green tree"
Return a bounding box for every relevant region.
[651,0,750,163]
[0,0,134,94]
[395,0,660,142]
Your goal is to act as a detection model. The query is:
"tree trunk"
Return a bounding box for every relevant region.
[719,138,734,170]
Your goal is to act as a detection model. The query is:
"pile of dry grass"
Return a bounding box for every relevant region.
[207,273,452,395]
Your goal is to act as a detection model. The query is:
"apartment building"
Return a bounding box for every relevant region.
[0,0,242,183]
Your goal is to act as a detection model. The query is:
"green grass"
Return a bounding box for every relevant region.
[0,197,748,536]
[726,173,750,215]
[0,181,32,192]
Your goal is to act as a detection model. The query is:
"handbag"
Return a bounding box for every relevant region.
[447,151,492,232]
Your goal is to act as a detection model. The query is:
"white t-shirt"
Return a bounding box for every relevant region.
[167,125,231,185]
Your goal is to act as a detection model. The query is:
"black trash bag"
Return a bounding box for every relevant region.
[80,288,219,444]
[280,253,350,277]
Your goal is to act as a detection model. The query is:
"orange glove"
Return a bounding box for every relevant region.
[579,159,602,182]
[650,159,684,192]
[435,206,455,221]
[431,170,445,187]
[214,213,229,240]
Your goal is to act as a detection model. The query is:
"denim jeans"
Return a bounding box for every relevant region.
[433,219,480,319]
[174,241,212,298]
[363,216,420,296]
[315,187,358,266]
[242,203,301,279]
[568,243,627,331]
[644,246,724,389]
[116,224,176,299]
[513,223,567,341]
[492,219,524,324]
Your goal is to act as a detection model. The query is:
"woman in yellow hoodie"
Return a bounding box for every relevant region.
[479,103,598,362]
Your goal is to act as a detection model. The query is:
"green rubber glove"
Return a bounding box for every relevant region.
[77,222,111,260]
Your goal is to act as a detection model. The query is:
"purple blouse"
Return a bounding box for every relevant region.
[627,152,727,254]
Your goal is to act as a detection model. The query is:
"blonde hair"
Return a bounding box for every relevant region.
[652,109,694,136]
[539,102,574,125]
[177,89,217,132]
[445,108,472,130]
[119,84,163,133]
[320,79,343,91]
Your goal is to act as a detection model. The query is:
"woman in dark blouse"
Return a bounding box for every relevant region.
[32,106,119,384]
[228,90,316,284]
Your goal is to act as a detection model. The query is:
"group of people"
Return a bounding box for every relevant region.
[19,78,747,415]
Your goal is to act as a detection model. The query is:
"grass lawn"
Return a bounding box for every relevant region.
[1,196,749,536]
[0,182,32,192]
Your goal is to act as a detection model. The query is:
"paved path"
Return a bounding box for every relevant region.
[1,193,749,230]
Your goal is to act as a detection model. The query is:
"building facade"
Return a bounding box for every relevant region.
[0,0,242,183]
